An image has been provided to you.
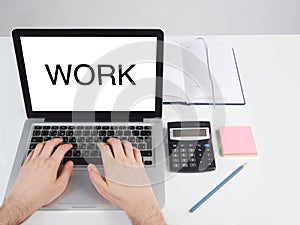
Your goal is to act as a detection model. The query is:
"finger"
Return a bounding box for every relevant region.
[107,138,127,161]
[51,144,73,169]
[23,150,34,165]
[39,138,63,159]
[122,140,135,162]
[97,142,113,158]
[87,164,108,195]
[133,147,143,166]
[55,160,74,193]
[97,142,114,169]
[31,142,46,159]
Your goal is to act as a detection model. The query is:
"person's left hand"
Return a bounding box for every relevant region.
[3,138,74,224]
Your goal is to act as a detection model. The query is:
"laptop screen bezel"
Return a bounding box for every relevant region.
[12,28,163,120]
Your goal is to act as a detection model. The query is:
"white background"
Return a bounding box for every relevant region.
[21,36,157,111]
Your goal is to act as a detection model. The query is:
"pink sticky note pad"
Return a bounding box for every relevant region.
[219,126,257,156]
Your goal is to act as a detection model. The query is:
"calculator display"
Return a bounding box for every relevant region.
[173,129,207,137]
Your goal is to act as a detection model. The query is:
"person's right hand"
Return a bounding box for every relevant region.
[87,138,166,225]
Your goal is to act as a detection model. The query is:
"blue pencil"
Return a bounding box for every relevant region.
[189,163,247,213]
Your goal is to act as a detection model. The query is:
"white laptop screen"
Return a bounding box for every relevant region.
[20,36,157,112]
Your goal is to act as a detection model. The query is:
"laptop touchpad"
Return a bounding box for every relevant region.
[58,170,109,205]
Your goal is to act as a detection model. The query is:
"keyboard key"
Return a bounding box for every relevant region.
[41,130,49,136]
[78,137,85,142]
[145,141,152,149]
[144,126,152,130]
[83,130,90,136]
[68,126,74,129]
[102,126,109,129]
[66,131,74,136]
[107,131,115,136]
[32,130,40,136]
[94,137,102,142]
[99,131,106,136]
[86,137,94,142]
[74,130,82,136]
[63,157,102,165]
[144,161,152,165]
[136,126,143,130]
[59,131,65,136]
[181,158,188,163]
[141,130,151,136]
[95,126,101,130]
[49,130,58,136]
[132,131,140,136]
[79,143,87,149]
[34,126,42,129]
[76,126,84,130]
[91,130,98,136]
[128,137,135,142]
[189,158,196,162]
[31,137,43,142]
[181,163,188,167]
[65,150,73,157]
[91,150,99,157]
[29,143,37,149]
[116,130,123,136]
[138,143,145,149]
[128,126,135,130]
[82,150,90,157]
[51,126,59,129]
[119,126,126,130]
[124,130,131,136]
[188,153,195,157]
[141,151,152,157]
[74,151,81,157]
[62,137,69,142]
[85,126,93,130]
[103,137,110,142]
[68,137,76,143]
[42,126,50,129]
[190,163,197,167]
[87,143,95,149]
[136,137,143,142]
[43,137,52,141]
[60,126,67,130]
[72,143,78,149]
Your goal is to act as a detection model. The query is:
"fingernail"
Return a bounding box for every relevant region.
[68,161,74,169]
[87,164,93,172]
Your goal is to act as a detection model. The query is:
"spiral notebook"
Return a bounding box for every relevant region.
[163,38,245,105]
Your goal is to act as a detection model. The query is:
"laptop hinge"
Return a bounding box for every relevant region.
[45,117,144,123]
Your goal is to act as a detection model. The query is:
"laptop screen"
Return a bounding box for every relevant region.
[19,36,157,112]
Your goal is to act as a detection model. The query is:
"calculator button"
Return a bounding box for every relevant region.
[181,163,188,167]
[172,158,180,163]
[188,144,194,147]
[189,158,196,162]
[180,153,187,157]
[179,144,185,147]
[188,153,195,157]
[204,143,211,148]
[172,163,180,168]
[172,144,177,148]
[181,158,188,163]
[190,163,197,167]
[172,148,179,153]
[188,148,195,153]
[180,148,187,153]
[172,153,179,158]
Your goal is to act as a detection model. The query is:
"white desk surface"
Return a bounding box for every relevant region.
[1,35,300,225]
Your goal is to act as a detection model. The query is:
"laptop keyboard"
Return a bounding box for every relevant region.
[27,124,153,166]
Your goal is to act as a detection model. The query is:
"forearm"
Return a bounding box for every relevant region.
[0,196,32,225]
[126,199,166,225]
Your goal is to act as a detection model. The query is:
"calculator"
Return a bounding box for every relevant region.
[167,121,216,172]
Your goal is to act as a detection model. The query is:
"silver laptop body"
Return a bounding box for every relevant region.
[5,28,165,209]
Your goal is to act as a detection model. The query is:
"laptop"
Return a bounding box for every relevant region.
[5,29,165,209]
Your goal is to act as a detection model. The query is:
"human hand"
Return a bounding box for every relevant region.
[0,138,73,225]
[87,138,166,225]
